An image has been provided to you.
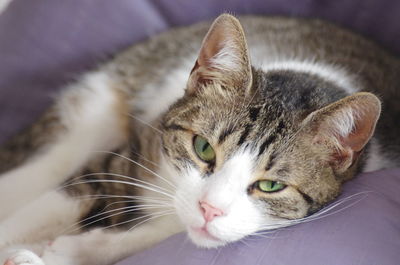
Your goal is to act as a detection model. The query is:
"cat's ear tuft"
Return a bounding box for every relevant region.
[304,92,381,173]
[187,14,252,94]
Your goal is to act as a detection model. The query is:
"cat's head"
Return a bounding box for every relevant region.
[160,14,381,248]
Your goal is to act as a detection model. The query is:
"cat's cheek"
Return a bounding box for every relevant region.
[172,169,205,228]
[209,204,263,241]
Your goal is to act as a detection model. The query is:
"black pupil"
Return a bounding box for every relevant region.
[270,181,276,189]
[202,142,209,152]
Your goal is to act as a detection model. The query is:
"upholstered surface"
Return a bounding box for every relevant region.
[116,168,400,265]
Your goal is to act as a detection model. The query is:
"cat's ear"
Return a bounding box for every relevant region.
[303,92,381,173]
[187,14,252,94]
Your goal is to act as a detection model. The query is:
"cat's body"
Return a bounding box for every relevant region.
[0,15,398,265]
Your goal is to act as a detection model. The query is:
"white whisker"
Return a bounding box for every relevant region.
[95,151,176,189]
[128,210,175,232]
[61,172,173,195]
[130,149,161,169]
[101,199,171,211]
[127,113,163,134]
[117,210,175,242]
[99,210,174,232]
[65,205,173,234]
[60,203,171,235]
[62,178,174,199]
[73,194,171,204]
[258,191,371,230]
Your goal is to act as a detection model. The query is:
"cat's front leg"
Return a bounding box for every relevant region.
[39,215,182,265]
[0,191,83,249]
[0,71,129,221]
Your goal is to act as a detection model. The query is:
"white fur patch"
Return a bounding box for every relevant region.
[328,107,356,138]
[0,191,81,248]
[39,215,182,265]
[210,41,243,72]
[133,58,195,123]
[0,71,126,220]
[1,250,44,265]
[260,60,359,95]
[173,149,285,248]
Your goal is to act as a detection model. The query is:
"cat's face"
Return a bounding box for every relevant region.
[160,74,338,248]
[160,14,380,248]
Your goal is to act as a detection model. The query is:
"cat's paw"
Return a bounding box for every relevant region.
[2,250,44,265]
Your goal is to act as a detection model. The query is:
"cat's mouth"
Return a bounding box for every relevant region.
[191,226,221,241]
[188,225,224,247]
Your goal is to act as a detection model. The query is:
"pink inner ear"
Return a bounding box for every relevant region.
[310,93,381,171]
[186,14,252,94]
[197,27,225,68]
[342,129,371,152]
[339,105,379,152]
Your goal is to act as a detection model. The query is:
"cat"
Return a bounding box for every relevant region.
[0,13,399,265]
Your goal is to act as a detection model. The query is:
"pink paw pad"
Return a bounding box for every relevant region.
[4,259,16,265]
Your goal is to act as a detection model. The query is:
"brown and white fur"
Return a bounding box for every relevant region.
[0,14,399,265]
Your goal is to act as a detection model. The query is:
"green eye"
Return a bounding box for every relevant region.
[258,180,286,193]
[193,135,215,162]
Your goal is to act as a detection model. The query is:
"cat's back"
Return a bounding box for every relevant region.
[108,16,399,103]
[106,16,400,168]
[110,16,399,86]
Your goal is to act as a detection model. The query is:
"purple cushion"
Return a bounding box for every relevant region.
[1,0,400,144]
[116,168,400,265]
[1,1,400,265]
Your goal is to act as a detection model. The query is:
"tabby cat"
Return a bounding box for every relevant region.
[0,14,399,265]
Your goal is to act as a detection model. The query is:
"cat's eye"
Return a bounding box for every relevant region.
[193,135,215,162]
[257,180,286,193]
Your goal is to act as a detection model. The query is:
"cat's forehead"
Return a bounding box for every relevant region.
[162,67,347,167]
[209,109,296,177]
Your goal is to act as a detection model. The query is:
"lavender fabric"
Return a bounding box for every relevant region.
[1,1,400,265]
[116,168,400,265]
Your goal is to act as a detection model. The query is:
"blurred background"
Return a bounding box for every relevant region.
[0,0,400,143]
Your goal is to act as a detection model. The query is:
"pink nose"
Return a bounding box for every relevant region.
[199,201,224,222]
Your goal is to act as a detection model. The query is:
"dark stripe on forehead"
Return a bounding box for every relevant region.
[258,134,276,157]
[265,152,276,171]
[249,107,261,122]
[276,120,285,134]
[258,120,286,157]
[237,124,253,146]
[218,124,235,144]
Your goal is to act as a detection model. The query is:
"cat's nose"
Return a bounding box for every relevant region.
[199,201,224,222]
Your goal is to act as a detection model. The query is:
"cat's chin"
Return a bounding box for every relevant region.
[187,226,227,248]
